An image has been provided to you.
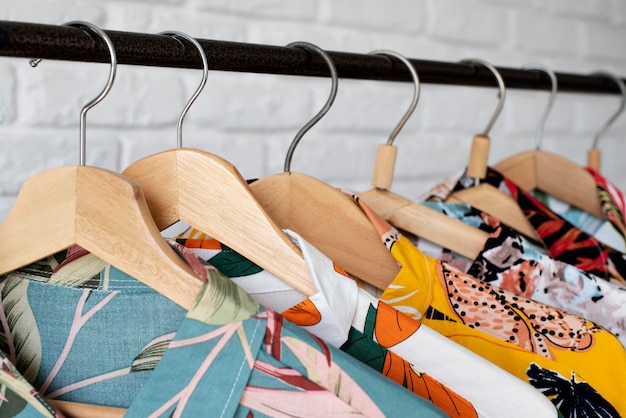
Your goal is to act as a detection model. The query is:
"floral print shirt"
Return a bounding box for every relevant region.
[171,224,559,418]
[530,166,626,253]
[0,241,446,417]
[344,191,626,418]
[426,167,626,286]
[125,267,446,417]
[412,201,626,347]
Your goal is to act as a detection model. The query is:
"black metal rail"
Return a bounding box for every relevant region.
[0,20,624,95]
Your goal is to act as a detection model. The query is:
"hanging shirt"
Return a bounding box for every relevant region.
[125,266,447,417]
[0,349,62,417]
[412,200,626,346]
[425,167,626,286]
[340,190,626,417]
[0,246,446,417]
[170,224,559,418]
[0,245,188,407]
[529,167,626,253]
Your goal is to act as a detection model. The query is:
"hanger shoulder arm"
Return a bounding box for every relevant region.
[251,173,400,289]
[179,150,315,296]
[496,151,604,218]
[0,166,202,309]
[535,152,603,217]
[49,399,126,418]
[125,149,315,296]
[360,189,488,260]
[0,167,77,275]
[446,184,542,242]
[77,167,202,309]
[493,151,538,190]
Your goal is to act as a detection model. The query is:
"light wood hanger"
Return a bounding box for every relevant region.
[586,71,626,172]
[0,22,204,418]
[443,59,542,241]
[249,42,400,289]
[122,33,315,296]
[357,51,489,260]
[493,64,603,218]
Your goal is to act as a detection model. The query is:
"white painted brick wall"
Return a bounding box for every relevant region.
[0,0,625,224]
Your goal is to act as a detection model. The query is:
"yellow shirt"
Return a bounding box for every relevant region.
[350,190,626,416]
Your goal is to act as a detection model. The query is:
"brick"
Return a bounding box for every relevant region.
[189,72,313,132]
[119,130,266,179]
[319,0,425,33]
[500,89,578,141]
[18,63,186,128]
[583,23,626,61]
[534,0,615,21]
[191,0,317,20]
[1,0,105,26]
[246,21,371,52]
[573,94,626,138]
[418,84,508,133]
[266,132,381,181]
[512,10,582,55]
[0,64,15,124]
[312,79,422,136]
[0,132,76,195]
[426,0,512,46]
[103,6,246,42]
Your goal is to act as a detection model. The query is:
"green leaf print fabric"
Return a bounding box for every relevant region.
[125,269,447,417]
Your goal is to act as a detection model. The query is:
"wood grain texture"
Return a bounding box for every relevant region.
[251,172,400,289]
[494,150,603,218]
[124,148,315,296]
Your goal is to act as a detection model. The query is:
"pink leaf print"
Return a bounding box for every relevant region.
[241,387,379,418]
[254,360,325,391]
[281,336,385,416]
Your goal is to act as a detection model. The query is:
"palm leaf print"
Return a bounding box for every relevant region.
[208,244,263,277]
[0,353,57,417]
[0,382,28,417]
[47,250,107,288]
[282,336,385,416]
[0,277,41,383]
[187,272,259,325]
[527,363,618,418]
[130,338,171,373]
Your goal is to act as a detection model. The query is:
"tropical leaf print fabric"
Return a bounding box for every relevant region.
[448,168,626,285]
[584,166,626,245]
[342,191,626,417]
[125,268,448,417]
[172,224,560,417]
[0,351,62,417]
[529,166,626,253]
[0,243,191,407]
[412,200,626,346]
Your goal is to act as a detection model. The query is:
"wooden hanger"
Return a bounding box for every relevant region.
[357,51,490,260]
[0,22,204,418]
[586,71,626,172]
[248,42,400,289]
[443,59,542,241]
[493,64,604,218]
[122,33,315,296]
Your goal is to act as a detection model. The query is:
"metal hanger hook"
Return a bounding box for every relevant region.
[522,64,558,150]
[31,21,117,166]
[590,71,626,149]
[159,31,209,149]
[369,50,420,146]
[283,41,338,172]
[460,58,506,136]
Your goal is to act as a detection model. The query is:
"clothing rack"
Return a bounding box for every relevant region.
[0,20,625,95]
